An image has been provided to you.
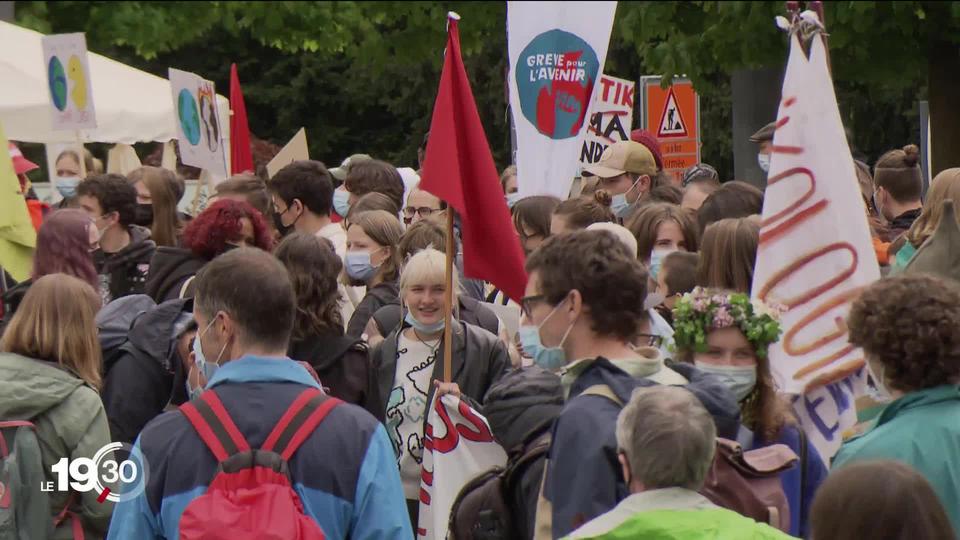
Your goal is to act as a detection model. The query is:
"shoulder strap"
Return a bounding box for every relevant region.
[178,275,196,300]
[262,388,343,461]
[0,421,35,458]
[580,384,625,408]
[180,390,251,462]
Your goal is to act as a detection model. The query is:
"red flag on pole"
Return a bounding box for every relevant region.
[229,63,254,175]
[420,15,528,302]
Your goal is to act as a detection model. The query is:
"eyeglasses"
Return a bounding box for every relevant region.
[636,333,664,348]
[403,206,440,219]
[520,294,546,319]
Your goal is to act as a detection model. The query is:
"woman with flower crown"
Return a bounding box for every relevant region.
[672,287,828,538]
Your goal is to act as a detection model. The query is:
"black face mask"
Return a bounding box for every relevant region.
[133,204,154,227]
[273,211,293,237]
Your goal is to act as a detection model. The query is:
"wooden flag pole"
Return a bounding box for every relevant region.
[442,209,456,384]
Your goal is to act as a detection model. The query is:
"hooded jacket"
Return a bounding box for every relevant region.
[144,246,207,303]
[288,331,378,418]
[101,298,193,444]
[94,225,156,303]
[544,358,741,539]
[833,385,960,536]
[0,353,114,539]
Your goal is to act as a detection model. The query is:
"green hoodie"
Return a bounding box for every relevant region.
[0,352,113,539]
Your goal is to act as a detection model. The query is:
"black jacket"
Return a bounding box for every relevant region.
[94,225,156,302]
[288,332,381,419]
[144,246,207,302]
[101,298,193,444]
[346,281,399,338]
[371,320,510,428]
[1,278,30,329]
[371,296,501,339]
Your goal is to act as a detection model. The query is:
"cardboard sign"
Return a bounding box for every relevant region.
[266,128,309,178]
[580,74,635,168]
[640,77,700,184]
[508,1,618,200]
[168,68,228,179]
[751,34,880,458]
[42,33,97,130]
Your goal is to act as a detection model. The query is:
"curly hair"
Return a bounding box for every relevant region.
[182,199,274,260]
[526,229,647,341]
[32,209,99,290]
[76,173,137,226]
[848,274,960,392]
[274,233,344,339]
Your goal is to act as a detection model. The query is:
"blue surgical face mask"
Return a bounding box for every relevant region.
[189,318,226,399]
[757,153,771,173]
[345,250,380,282]
[405,310,445,334]
[56,176,80,199]
[518,299,574,371]
[695,362,757,402]
[610,176,643,218]
[506,192,522,209]
[648,248,675,281]
[333,189,351,218]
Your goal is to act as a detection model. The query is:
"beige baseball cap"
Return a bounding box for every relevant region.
[583,141,658,179]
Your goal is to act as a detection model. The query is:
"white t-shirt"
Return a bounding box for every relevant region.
[386,333,439,499]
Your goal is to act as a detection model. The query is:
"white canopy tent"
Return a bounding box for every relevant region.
[0,20,230,146]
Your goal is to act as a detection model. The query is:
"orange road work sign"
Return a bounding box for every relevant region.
[641,77,700,185]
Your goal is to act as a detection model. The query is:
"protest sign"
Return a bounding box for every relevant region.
[417,395,507,539]
[508,1,618,200]
[42,33,97,131]
[580,74,634,168]
[641,76,699,184]
[168,68,228,179]
[266,128,309,178]
[751,31,880,458]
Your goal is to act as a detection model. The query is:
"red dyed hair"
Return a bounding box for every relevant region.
[32,209,99,290]
[182,199,274,260]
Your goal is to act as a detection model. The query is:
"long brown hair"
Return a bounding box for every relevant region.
[275,233,345,339]
[0,274,103,389]
[625,203,699,261]
[128,166,182,247]
[906,168,960,248]
[697,218,759,294]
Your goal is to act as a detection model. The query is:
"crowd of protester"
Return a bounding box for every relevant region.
[2,125,959,540]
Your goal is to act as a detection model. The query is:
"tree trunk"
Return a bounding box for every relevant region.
[928,41,960,177]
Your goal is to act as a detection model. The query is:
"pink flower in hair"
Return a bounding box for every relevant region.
[712,306,735,329]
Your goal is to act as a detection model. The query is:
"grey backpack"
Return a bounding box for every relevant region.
[0,421,52,539]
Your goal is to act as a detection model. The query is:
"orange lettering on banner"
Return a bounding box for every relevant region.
[757,95,867,388]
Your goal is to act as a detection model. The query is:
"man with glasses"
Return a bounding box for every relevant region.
[402,185,446,226]
[520,230,740,538]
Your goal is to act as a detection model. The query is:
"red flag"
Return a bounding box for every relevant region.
[420,16,527,302]
[229,63,254,175]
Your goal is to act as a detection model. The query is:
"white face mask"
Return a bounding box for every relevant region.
[757,153,771,173]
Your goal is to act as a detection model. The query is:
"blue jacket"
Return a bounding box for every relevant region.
[106,355,411,540]
[544,358,741,538]
[752,423,827,538]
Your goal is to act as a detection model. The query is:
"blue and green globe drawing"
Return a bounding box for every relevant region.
[48,56,68,111]
[177,89,201,146]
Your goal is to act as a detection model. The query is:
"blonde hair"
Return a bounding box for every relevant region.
[0,274,103,389]
[906,168,960,248]
[399,248,460,305]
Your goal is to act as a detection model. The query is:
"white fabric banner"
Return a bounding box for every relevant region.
[751,29,880,458]
[580,73,635,169]
[508,1,618,199]
[168,68,228,179]
[417,395,507,539]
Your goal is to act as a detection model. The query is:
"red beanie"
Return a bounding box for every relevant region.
[630,129,664,171]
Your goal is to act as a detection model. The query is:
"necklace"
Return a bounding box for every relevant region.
[412,328,442,353]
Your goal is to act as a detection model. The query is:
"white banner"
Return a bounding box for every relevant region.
[751,29,880,458]
[417,395,507,539]
[580,73,635,169]
[168,68,228,179]
[42,33,97,130]
[508,0,618,199]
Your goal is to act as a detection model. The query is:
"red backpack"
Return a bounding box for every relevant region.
[178,388,342,540]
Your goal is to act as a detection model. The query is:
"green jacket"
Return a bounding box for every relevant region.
[833,385,960,536]
[0,352,113,539]
[564,488,795,540]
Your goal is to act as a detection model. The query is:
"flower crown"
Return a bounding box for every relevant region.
[672,287,784,359]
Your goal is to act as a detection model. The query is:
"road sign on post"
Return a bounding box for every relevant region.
[641,76,700,185]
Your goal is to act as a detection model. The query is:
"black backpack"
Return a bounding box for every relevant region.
[448,434,551,540]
